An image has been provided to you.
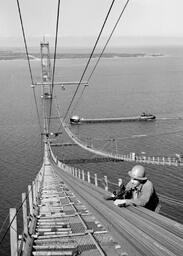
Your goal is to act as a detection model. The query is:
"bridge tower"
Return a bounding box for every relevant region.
[40,39,53,136]
[40,39,52,97]
[40,39,53,161]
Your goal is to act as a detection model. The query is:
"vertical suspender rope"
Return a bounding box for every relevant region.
[71,0,131,115]
[16,0,42,133]
[48,0,61,132]
[62,0,117,124]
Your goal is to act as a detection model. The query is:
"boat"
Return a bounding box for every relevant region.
[70,113,156,124]
[70,115,81,124]
[139,112,156,120]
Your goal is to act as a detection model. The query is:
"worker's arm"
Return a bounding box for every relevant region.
[104,183,126,200]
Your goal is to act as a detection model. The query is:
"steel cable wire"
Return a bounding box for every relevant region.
[88,0,130,82]
[71,0,131,116]
[32,87,42,133]
[61,0,117,126]
[48,0,61,132]
[45,0,182,162]
[16,0,42,134]
[16,0,34,84]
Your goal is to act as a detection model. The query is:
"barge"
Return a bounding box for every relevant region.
[70,113,156,124]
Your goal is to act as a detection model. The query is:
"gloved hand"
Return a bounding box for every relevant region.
[104,193,116,200]
[114,199,127,207]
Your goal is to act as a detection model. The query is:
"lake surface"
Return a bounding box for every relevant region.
[0,46,183,254]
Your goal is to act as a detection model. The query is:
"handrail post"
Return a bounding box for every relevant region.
[118,178,123,187]
[28,185,33,216]
[35,176,38,198]
[162,157,165,165]
[131,152,136,161]
[87,171,91,183]
[32,181,36,206]
[104,176,108,191]
[10,208,18,256]
[78,169,81,179]
[22,193,28,236]
[94,173,98,186]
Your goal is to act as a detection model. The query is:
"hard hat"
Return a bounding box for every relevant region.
[128,165,147,181]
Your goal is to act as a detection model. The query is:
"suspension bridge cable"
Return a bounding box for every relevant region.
[71,0,131,114]
[16,0,42,133]
[32,87,42,133]
[89,0,130,82]
[61,0,117,125]
[48,0,61,131]
[16,0,34,84]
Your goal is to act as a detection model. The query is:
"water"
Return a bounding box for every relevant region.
[0,46,183,254]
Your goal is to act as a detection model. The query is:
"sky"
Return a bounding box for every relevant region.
[1,0,183,47]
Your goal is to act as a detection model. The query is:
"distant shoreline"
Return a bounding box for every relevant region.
[0,52,164,60]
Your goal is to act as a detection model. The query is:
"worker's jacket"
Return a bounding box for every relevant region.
[124,180,159,211]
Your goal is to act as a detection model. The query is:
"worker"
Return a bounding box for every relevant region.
[114,165,160,212]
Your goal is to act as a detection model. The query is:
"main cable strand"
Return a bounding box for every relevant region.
[71,0,131,114]
[32,87,42,133]
[48,0,61,132]
[16,0,42,133]
[88,0,130,82]
[61,0,117,125]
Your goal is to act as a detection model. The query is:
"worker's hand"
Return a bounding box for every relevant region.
[114,199,127,207]
[104,193,116,200]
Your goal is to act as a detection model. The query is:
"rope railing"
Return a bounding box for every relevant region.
[59,122,183,167]
[49,145,183,208]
